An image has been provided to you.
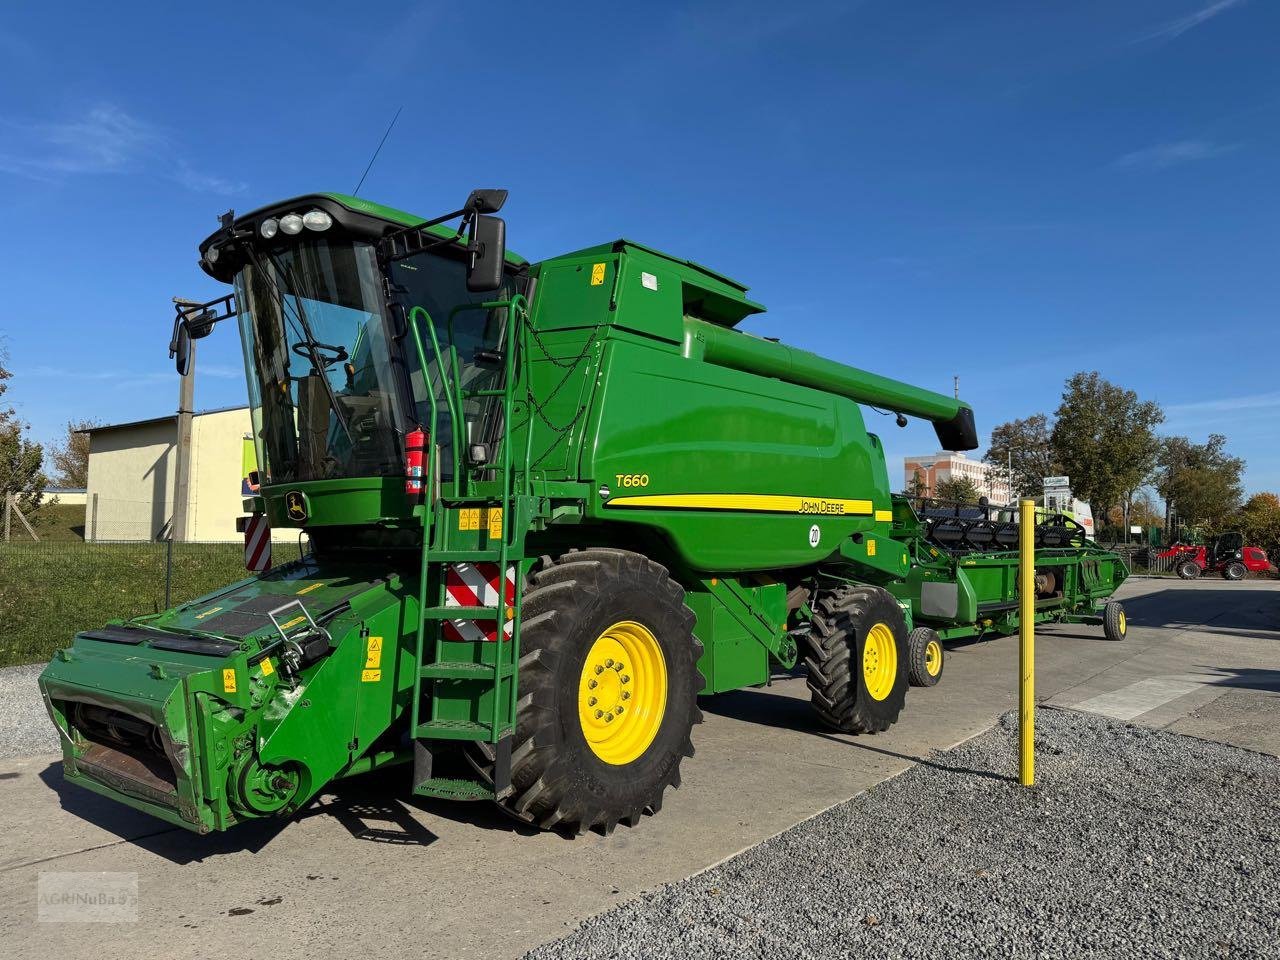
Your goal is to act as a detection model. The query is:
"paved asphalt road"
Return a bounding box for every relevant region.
[0,579,1276,958]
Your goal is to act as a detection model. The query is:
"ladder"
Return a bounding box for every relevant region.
[404,297,529,801]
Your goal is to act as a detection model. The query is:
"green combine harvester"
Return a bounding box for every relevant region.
[39,190,1129,835]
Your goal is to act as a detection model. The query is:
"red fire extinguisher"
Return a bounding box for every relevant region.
[405,427,427,498]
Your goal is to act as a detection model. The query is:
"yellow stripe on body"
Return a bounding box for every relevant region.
[875,509,894,522]
[605,493,874,516]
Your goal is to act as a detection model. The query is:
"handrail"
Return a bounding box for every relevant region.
[406,296,531,745]
[446,295,529,741]
[415,307,465,501]
[405,305,441,737]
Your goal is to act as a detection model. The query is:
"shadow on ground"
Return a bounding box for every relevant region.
[1121,586,1280,642]
[701,686,1010,783]
[30,763,514,865]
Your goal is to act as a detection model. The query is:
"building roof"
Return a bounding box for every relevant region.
[904,451,974,462]
[84,405,248,434]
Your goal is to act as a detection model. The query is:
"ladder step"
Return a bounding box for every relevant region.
[419,660,514,680]
[413,775,494,801]
[422,605,501,620]
[414,719,511,741]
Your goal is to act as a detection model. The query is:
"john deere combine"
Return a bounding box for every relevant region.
[39,190,1129,835]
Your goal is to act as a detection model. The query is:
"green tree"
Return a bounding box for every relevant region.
[48,419,98,489]
[1156,434,1244,532]
[1106,490,1162,528]
[0,353,48,517]
[1050,372,1163,522]
[983,413,1060,498]
[1236,492,1280,556]
[904,468,928,498]
[935,475,981,504]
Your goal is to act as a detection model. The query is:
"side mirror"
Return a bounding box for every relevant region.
[185,310,218,339]
[466,215,506,293]
[175,323,193,376]
[464,189,508,215]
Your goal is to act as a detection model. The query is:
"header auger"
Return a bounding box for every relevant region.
[40,190,1129,836]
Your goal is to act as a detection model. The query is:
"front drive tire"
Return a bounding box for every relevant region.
[1103,601,1127,641]
[907,626,944,687]
[1176,560,1201,580]
[471,548,703,835]
[804,586,908,733]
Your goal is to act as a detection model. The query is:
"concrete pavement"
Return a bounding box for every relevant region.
[1,578,1276,958]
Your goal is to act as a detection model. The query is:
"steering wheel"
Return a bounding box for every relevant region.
[292,341,348,366]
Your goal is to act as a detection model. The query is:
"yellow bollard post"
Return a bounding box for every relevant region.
[1019,498,1035,787]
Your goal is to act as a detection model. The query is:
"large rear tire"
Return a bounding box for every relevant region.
[804,586,908,733]
[1222,561,1247,581]
[469,548,703,835]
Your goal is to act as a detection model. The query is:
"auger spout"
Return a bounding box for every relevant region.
[682,317,977,450]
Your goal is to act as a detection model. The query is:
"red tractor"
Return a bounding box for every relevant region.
[1159,532,1273,581]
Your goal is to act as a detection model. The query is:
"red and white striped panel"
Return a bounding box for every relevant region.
[244,513,272,572]
[443,563,516,642]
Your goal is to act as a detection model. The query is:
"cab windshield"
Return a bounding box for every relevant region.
[235,234,519,487]
[235,238,406,483]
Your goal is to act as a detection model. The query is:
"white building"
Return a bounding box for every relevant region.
[84,406,254,542]
[903,451,1012,505]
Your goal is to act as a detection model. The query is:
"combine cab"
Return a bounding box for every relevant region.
[39,190,1130,836]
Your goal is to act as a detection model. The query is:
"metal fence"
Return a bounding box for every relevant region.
[0,538,304,669]
[1099,544,1177,577]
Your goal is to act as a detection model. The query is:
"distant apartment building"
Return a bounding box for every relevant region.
[902,451,1012,505]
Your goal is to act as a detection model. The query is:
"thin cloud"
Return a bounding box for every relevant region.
[1138,0,1248,42]
[42,105,161,173]
[1113,139,1238,170]
[172,161,247,197]
[27,364,240,382]
[1165,391,1280,415]
[0,104,245,196]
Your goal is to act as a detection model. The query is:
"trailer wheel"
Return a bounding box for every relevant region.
[804,586,908,733]
[1222,561,1247,581]
[468,548,703,835]
[1103,601,1127,641]
[907,627,944,687]
[1176,560,1201,580]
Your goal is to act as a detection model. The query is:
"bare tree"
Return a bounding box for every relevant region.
[49,419,99,488]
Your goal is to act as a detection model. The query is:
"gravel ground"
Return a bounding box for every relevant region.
[0,664,58,759]
[527,709,1280,960]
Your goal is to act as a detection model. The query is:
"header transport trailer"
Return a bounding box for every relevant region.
[39,190,1129,836]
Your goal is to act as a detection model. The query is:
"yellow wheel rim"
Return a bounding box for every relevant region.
[1118,610,1127,634]
[862,622,898,701]
[925,639,942,677]
[578,621,667,765]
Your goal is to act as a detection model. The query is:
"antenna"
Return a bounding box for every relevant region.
[352,106,403,197]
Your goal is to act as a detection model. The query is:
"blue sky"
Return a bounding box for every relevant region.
[1,1,1276,494]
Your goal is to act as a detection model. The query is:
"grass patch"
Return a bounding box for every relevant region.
[0,542,249,668]
[28,502,89,542]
